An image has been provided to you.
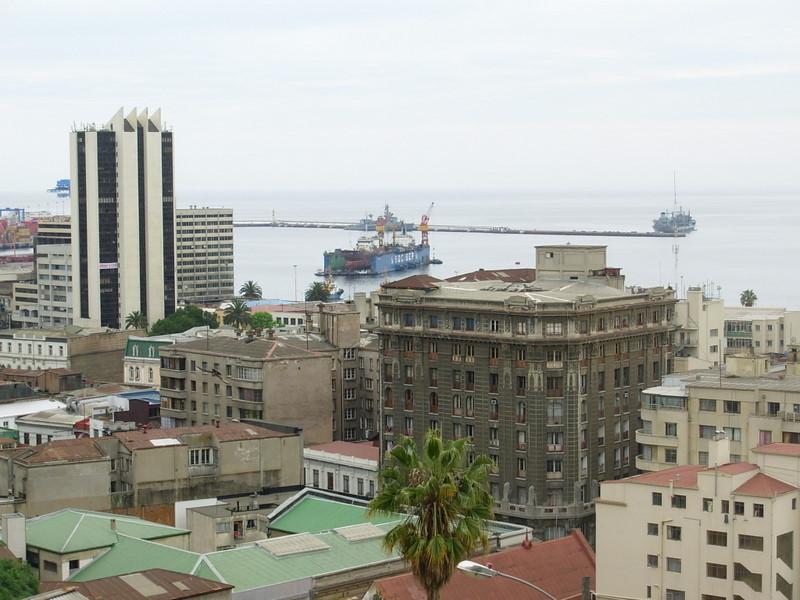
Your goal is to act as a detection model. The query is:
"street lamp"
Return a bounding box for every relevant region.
[456,560,558,600]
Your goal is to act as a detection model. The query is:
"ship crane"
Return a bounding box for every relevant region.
[420,202,434,246]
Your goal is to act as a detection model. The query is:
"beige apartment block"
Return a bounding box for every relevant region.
[377,245,677,538]
[597,438,800,600]
[175,207,234,304]
[674,286,724,370]
[724,306,800,355]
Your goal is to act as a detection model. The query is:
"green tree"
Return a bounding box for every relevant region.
[368,430,494,600]
[223,298,251,330]
[148,305,219,336]
[305,281,330,302]
[0,559,38,600]
[239,280,263,300]
[249,312,275,331]
[124,310,148,331]
[740,289,758,307]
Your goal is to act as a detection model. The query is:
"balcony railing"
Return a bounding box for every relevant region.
[546,471,563,480]
[488,358,498,367]
[516,443,526,451]
[428,352,438,360]
[547,443,563,452]
[489,439,500,448]
[545,360,563,369]
[489,410,499,421]
[546,416,563,426]
[489,385,499,394]
[403,401,414,411]
[516,414,526,424]
[546,388,563,398]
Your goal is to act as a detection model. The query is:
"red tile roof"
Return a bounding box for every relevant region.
[606,465,705,489]
[6,438,107,465]
[752,443,800,457]
[373,530,595,600]
[307,441,379,462]
[382,274,442,290]
[734,473,797,498]
[115,422,295,451]
[716,462,758,475]
[446,268,536,283]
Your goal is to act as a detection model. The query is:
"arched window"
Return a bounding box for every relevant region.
[429,392,439,414]
[404,389,414,410]
[129,367,134,380]
[148,346,155,358]
[132,345,139,357]
[148,368,153,382]
[517,401,527,424]
[489,398,499,420]
[384,387,393,408]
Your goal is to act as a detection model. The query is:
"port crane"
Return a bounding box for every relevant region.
[420,202,434,246]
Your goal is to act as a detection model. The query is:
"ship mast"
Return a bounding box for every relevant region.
[672,171,680,296]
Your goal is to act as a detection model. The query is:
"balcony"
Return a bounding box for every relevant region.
[545,388,563,398]
[546,416,563,426]
[635,454,670,472]
[545,360,563,369]
[489,439,500,448]
[404,428,414,436]
[546,443,563,452]
[495,501,596,521]
[515,360,527,369]
[635,429,679,447]
[546,471,563,480]
[428,352,438,360]
[515,414,527,424]
[489,385,499,394]
[402,351,414,359]
[489,410,499,421]
[403,400,414,411]
[488,358,498,367]
[516,443,526,451]
[384,399,393,409]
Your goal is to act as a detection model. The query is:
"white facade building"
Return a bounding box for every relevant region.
[176,207,234,304]
[674,286,724,370]
[0,330,70,370]
[15,409,82,445]
[36,217,73,327]
[597,437,800,600]
[0,399,66,431]
[303,441,378,498]
[70,108,176,329]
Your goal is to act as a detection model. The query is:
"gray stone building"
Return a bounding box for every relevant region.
[376,245,677,540]
[175,207,234,304]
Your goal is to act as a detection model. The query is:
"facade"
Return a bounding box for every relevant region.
[158,337,333,444]
[597,438,800,600]
[724,306,800,355]
[0,367,82,394]
[376,245,677,538]
[36,217,73,327]
[674,286,724,370]
[303,441,378,497]
[0,327,134,383]
[124,336,173,386]
[176,207,234,304]
[11,280,39,327]
[70,108,176,329]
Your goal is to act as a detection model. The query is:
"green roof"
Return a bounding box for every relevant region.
[70,527,401,592]
[124,338,171,359]
[268,495,399,534]
[26,509,189,554]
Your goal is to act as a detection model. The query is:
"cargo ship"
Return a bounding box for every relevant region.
[653,173,696,234]
[321,204,435,276]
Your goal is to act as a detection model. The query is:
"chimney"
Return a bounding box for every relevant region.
[1,513,26,559]
[709,431,731,467]
[110,518,117,531]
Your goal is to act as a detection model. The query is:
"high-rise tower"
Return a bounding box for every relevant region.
[70,108,176,329]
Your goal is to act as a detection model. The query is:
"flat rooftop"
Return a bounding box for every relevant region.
[167,337,324,360]
[115,422,296,451]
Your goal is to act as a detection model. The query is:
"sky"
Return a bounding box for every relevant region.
[0,0,798,193]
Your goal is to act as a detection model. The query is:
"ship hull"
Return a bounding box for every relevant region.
[324,244,430,276]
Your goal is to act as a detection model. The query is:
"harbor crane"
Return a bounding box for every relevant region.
[420,202,434,246]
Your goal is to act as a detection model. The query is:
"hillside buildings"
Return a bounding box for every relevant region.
[176,207,234,304]
[70,108,176,329]
[376,245,677,538]
[597,437,799,600]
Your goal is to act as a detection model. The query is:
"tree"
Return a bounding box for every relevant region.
[740,289,758,307]
[223,298,251,330]
[148,305,219,336]
[124,310,148,331]
[305,281,330,302]
[368,430,494,600]
[239,280,263,300]
[249,312,275,331]
[0,559,38,600]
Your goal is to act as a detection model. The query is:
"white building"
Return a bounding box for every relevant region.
[35,217,73,327]
[176,207,234,304]
[70,108,176,329]
[674,286,724,370]
[303,441,378,498]
[724,306,800,355]
[597,436,799,600]
[0,329,70,370]
[0,398,66,431]
[16,409,82,445]
[11,281,39,328]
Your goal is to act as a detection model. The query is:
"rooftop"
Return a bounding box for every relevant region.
[167,337,323,360]
[642,385,688,398]
[267,492,397,534]
[607,462,759,490]
[0,326,115,339]
[0,398,65,419]
[16,409,83,427]
[114,421,295,451]
[752,442,800,457]
[381,274,442,290]
[733,472,797,498]
[445,268,536,283]
[26,509,189,554]
[373,529,595,600]
[37,569,233,600]
[4,438,107,465]
[306,441,379,462]
[689,375,800,393]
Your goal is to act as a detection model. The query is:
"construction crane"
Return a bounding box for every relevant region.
[420,202,434,246]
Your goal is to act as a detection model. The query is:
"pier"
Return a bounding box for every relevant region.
[233,219,682,238]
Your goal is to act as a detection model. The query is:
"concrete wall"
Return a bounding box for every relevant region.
[16,459,112,516]
[70,329,142,383]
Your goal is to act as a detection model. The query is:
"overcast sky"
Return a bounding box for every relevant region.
[1,0,798,193]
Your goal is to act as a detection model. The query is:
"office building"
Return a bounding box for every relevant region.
[176,207,234,304]
[376,245,677,539]
[35,217,73,327]
[70,108,176,329]
[596,436,799,600]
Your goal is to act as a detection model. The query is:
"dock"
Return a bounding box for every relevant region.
[233,220,682,238]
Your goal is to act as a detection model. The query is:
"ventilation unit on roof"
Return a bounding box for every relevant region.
[259,533,330,557]
[333,523,387,542]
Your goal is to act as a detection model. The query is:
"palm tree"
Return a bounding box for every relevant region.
[368,430,494,600]
[223,298,251,330]
[239,280,263,300]
[305,281,330,302]
[125,310,148,331]
[740,289,758,307]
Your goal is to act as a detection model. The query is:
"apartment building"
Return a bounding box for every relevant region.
[70,108,176,329]
[597,436,799,600]
[11,280,38,327]
[175,207,234,304]
[36,217,73,327]
[158,336,333,444]
[724,306,800,355]
[638,351,800,473]
[674,286,724,370]
[376,245,677,538]
[304,441,378,497]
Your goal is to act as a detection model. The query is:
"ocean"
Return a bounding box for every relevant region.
[3,189,798,308]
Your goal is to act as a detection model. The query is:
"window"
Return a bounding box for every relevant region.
[665,448,677,464]
[699,425,715,439]
[246,519,256,530]
[665,422,677,437]
[777,573,793,600]
[652,492,662,506]
[777,531,793,566]
[724,426,741,441]
[647,522,658,536]
[734,501,744,515]
[671,494,686,508]
[490,319,500,332]
[739,534,764,551]
[313,469,320,487]
[706,563,727,579]
[647,554,658,568]
[702,497,714,512]
[545,322,562,335]
[707,530,727,546]
[43,560,58,573]
[666,557,681,573]
[699,398,716,411]
[721,500,729,514]
[724,400,741,414]
[753,503,764,517]
[343,475,350,494]
[189,448,214,466]
[666,525,681,541]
